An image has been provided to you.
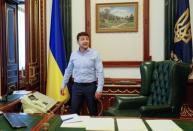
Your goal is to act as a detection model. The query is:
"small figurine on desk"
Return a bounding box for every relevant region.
[41,123,50,131]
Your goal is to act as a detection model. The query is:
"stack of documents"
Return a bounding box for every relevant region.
[13,90,32,95]
[61,114,82,123]
[60,114,114,131]
[60,114,89,128]
[116,118,148,131]
[146,120,183,131]
[60,120,86,128]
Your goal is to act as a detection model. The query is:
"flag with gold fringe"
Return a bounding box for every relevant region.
[171,0,192,63]
[46,0,70,102]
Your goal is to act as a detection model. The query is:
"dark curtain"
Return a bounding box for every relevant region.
[60,0,72,62]
[60,0,72,106]
[165,0,178,59]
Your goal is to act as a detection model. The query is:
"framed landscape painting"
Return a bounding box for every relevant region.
[96,2,138,33]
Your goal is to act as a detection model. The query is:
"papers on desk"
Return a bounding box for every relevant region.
[13,90,32,95]
[60,114,114,131]
[146,120,183,131]
[86,118,114,131]
[116,118,148,131]
[60,114,90,128]
[60,121,86,128]
[61,114,82,123]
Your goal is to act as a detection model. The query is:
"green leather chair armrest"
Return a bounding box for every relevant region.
[113,95,148,110]
[140,105,172,117]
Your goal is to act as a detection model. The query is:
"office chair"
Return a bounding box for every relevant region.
[104,60,190,118]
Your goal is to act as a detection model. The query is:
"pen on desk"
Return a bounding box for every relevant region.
[63,117,73,121]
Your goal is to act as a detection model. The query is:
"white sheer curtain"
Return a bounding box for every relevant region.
[18,5,25,70]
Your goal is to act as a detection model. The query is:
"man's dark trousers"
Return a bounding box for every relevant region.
[70,82,97,116]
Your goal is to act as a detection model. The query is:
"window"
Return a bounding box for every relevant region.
[18,4,25,72]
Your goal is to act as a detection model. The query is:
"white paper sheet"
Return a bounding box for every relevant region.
[60,115,90,128]
[146,120,183,131]
[60,116,114,130]
[85,118,114,131]
[117,118,148,131]
[13,90,32,95]
[60,121,86,128]
[61,114,83,123]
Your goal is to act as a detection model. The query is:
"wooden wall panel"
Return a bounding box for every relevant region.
[39,0,47,94]
[0,0,4,96]
[0,0,47,95]
[25,0,47,93]
[25,0,40,90]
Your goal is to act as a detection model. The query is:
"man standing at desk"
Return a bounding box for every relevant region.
[60,32,104,116]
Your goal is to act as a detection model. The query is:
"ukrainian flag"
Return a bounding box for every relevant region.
[46,0,70,102]
[173,0,192,63]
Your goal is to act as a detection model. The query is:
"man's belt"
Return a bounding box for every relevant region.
[74,81,96,86]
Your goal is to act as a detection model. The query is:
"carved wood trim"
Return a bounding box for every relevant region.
[25,0,39,88]
[25,0,47,92]
[85,0,151,67]
[103,61,142,67]
[0,0,5,96]
[104,77,141,85]
[39,0,47,94]
[85,0,91,45]
[143,0,151,61]
[180,104,193,118]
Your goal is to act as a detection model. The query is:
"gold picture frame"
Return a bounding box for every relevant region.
[96,2,138,33]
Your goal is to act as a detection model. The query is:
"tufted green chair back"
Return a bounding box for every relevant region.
[146,61,173,105]
[140,60,190,115]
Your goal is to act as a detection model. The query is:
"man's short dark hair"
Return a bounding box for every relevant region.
[77,32,89,41]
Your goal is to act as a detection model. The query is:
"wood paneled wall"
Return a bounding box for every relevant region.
[25,0,47,93]
[0,0,47,96]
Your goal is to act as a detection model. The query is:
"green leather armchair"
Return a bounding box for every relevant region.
[103,60,190,118]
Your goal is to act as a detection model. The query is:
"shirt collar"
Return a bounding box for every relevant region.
[77,48,90,54]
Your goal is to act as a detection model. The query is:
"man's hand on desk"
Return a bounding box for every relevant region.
[95,92,102,100]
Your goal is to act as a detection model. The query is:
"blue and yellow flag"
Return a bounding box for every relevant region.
[172,0,192,63]
[46,0,70,102]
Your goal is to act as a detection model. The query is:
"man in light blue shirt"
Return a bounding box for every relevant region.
[60,32,104,116]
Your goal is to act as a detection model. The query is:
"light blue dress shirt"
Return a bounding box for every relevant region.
[61,48,104,92]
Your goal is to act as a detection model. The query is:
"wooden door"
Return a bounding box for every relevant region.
[5,3,19,94]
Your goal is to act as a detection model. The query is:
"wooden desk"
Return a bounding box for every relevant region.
[0,94,24,112]
[1,113,193,131]
[32,115,193,131]
[0,93,65,114]
[0,113,43,130]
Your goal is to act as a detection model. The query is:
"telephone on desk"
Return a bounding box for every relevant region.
[21,92,57,113]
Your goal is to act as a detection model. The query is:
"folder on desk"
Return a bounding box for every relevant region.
[3,113,27,128]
